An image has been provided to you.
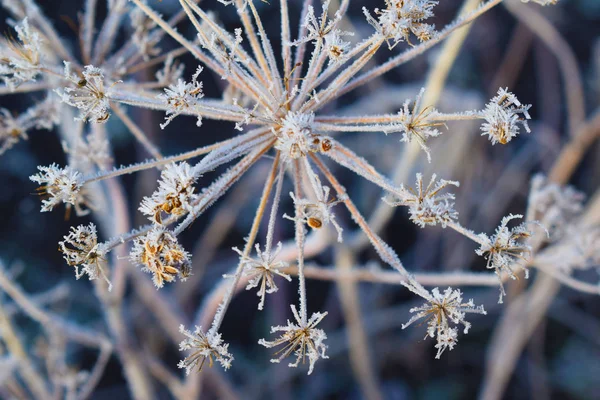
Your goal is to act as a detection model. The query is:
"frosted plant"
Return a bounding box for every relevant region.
[130,226,192,288]
[259,304,328,375]
[178,325,233,373]
[480,87,531,145]
[58,223,111,290]
[475,214,537,302]
[29,163,87,214]
[384,173,459,228]
[158,66,204,129]
[402,283,486,359]
[139,162,198,224]
[0,18,43,89]
[63,130,112,170]
[232,242,291,310]
[10,0,595,390]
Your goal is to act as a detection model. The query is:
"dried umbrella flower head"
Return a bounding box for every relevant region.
[259,304,328,375]
[29,163,88,215]
[178,325,233,374]
[403,284,486,359]
[139,162,198,224]
[130,226,192,288]
[393,88,444,162]
[364,0,438,48]
[385,173,459,228]
[232,242,291,310]
[475,214,544,302]
[59,223,112,290]
[157,66,204,129]
[480,88,531,145]
[55,63,114,124]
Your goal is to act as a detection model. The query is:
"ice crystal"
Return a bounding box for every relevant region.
[56,63,113,124]
[139,162,197,224]
[29,163,86,214]
[158,66,204,129]
[59,223,111,290]
[232,242,291,310]
[480,88,531,145]
[259,304,328,375]
[130,226,192,288]
[178,325,233,373]
[476,214,537,303]
[402,286,486,358]
[385,173,459,228]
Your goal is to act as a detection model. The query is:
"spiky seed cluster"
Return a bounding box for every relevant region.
[158,66,204,129]
[56,63,112,123]
[481,88,531,145]
[288,186,344,242]
[529,174,584,240]
[476,214,536,302]
[324,30,353,64]
[233,242,291,310]
[0,18,43,89]
[178,325,233,374]
[64,131,112,170]
[364,0,438,48]
[259,305,328,375]
[275,111,333,159]
[393,88,443,161]
[402,286,486,359]
[29,163,86,214]
[130,7,161,61]
[58,223,112,289]
[139,162,197,224]
[385,173,459,228]
[130,226,192,288]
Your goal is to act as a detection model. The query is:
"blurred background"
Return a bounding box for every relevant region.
[0,0,599,399]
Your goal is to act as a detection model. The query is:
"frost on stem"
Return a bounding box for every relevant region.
[480,88,531,145]
[274,111,333,160]
[56,63,114,124]
[259,304,328,375]
[402,285,486,359]
[392,88,443,162]
[1,97,59,155]
[59,223,112,290]
[385,173,459,228]
[475,214,540,303]
[29,163,88,215]
[178,325,233,374]
[130,226,192,288]
[363,0,438,48]
[232,242,291,311]
[139,162,197,224]
[529,174,584,241]
[0,18,43,90]
[157,66,204,129]
[286,185,345,243]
